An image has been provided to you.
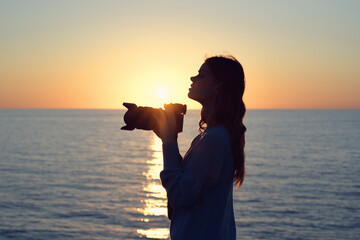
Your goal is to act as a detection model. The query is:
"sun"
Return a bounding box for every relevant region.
[156,87,168,100]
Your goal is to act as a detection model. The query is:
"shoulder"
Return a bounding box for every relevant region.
[200,125,231,145]
[203,125,230,139]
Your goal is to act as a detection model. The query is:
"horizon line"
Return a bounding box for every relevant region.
[1,107,359,110]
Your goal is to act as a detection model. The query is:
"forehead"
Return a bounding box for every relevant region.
[199,62,210,72]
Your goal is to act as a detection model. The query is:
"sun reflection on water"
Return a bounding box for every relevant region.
[137,228,170,239]
[137,135,169,239]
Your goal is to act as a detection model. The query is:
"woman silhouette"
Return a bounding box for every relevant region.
[154,55,246,240]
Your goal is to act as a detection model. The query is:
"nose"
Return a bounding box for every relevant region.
[190,76,196,82]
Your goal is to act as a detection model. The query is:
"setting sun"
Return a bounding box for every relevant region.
[156,88,168,100]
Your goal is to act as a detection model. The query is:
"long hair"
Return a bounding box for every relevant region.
[199,55,246,188]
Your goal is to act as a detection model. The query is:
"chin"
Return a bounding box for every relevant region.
[188,92,202,103]
[188,91,196,100]
[188,91,192,99]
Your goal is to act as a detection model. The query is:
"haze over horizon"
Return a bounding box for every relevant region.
[1,1,359,110]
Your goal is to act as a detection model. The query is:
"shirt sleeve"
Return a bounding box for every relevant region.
[160,131,229,208]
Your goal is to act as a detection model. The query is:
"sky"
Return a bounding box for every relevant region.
[0,0,359,109]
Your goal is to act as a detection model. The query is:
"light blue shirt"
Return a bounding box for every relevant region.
[160,125,236,240]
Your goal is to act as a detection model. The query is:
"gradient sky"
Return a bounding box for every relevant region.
[1,0,359,109]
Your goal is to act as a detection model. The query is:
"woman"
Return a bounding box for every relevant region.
[154,55,246,240]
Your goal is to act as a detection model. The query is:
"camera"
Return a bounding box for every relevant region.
[121,102,187,133]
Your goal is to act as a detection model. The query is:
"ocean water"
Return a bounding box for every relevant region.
[0,109,359,240]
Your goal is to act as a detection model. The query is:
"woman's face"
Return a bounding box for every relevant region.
[188,62,218,104]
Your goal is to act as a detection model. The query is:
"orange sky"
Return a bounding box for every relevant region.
[1,1,359,109]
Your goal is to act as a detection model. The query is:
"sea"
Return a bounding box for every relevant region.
[0,109,359,240]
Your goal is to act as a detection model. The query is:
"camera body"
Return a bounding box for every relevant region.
[121,102,187,133]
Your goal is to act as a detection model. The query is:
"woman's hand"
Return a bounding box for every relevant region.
[153,106,178,143]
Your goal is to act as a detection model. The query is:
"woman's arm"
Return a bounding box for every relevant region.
[160,131,229,208]
[154,108,231,208]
